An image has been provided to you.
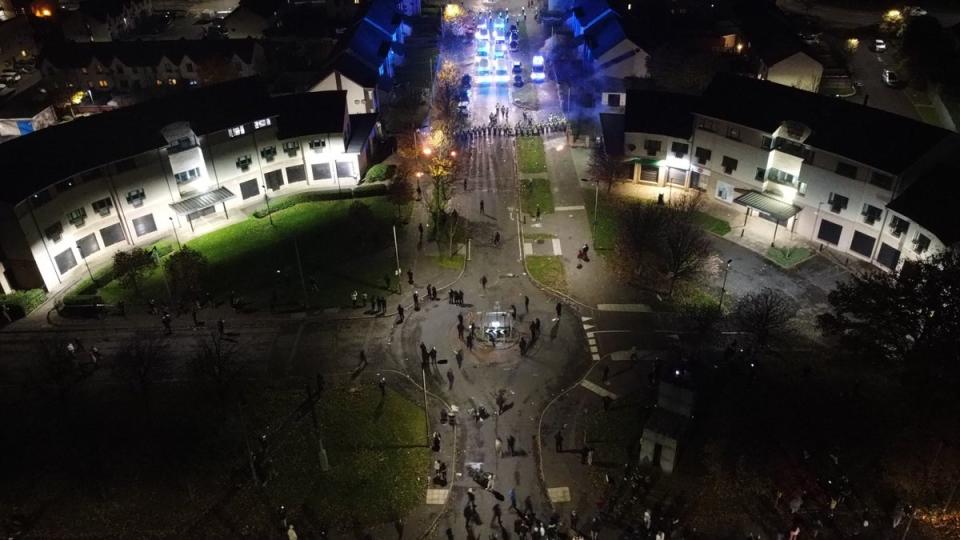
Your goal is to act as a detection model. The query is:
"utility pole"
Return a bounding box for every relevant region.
[393,225,402,295]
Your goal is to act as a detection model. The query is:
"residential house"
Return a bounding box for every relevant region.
[0,77,380,293]
[605,73,959,271]
[60,0,153,41]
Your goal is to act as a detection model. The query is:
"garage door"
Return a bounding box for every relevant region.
[639,164,658,182]
[849,231,875,257]
[876,243,901,270]
[817,219,842,245]
[667,167,686,186]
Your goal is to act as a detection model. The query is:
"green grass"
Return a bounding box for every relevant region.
[72,197,408,308]
[526,255,567,292]
[519,177,554,215]
[0,288,47,319]
[428,254,465,270]
[523,233,556,241]
[693,211,732,236]
[516,136,546,174]
[766,246,814,269]
[583,190,618,251]
[362,163,397,183]
[306,385,430,526]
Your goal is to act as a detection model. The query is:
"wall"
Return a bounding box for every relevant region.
[766,52,823,93]
[310,72,376,114]
[595,40,649,79]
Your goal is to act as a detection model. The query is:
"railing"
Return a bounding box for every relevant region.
[772,137,811,161]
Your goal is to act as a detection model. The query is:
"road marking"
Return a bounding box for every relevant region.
[426,489,449,505]
[591,353,601,362]
[597,303,652,313]
[524,242,533,255]
[589,345,598,354]
[581,316,592,322]
[551,238,562,255]
[547,487,571,503]
[555,205,586,211]
[580,379,618,398]
[582,324,595,331]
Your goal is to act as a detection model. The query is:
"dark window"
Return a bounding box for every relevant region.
[828,193,849,213]
[92,197,113,216]
[755,168,765,181]
[914,233,930,253]
[126,188,145,207]
[67,207,87,227]
[797,182,807,196]
[721,156,738,174]
[818,219,842,244]
[689,170,702,189]
[760,136,772,150]
[835,162,858,179]
[174,167,201,184]
[236,155,252,171]
[670,142,689,157]
[849,231,876,257]
[889,216,910,237]
[44,222,63,242]
[100,223,125,247]
[876,243,900,269]
[697,119,716,132]
[667,168,686,186]
[862,204,882,225]
[283,141,300,156]
[76,233,100,258]
[870,171,894,190]
[607,93,621,107]
[335,161,355,178]
[312,163,332,180]
[239,179,260,200]
[261,146,277,162]
[185,62,194,72]
[132,214,157,237]
[55,249,78,274]
[639,164,658,182]
[694,147,711,164]
[286,165,307,183]
[726,126,740,140]
[643,139,661,156]
[265,170,284,190]
[309,139,326,151]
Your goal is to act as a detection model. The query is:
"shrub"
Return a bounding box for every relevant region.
[164,247,208,302]
[362,163,397,183]
[0,289,47,319]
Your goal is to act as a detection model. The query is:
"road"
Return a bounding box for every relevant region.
[778,0,960,29]
[844,41,920,121]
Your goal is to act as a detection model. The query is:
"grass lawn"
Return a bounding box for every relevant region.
[693,211,732,236]
[520,177,554,215]
[526,255,567,292]
[516,136,546,174]
[583,189,618,251]
[74,197,407,309]
[304,385,430,526]
[766,245,814,269]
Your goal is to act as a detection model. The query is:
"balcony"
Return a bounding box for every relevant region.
[772,137,813,161]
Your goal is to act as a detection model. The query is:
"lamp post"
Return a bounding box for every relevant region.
[168,216,182,250]
[718,259,733,311]
[262,184,274,227]
[77,242,96,286]
[392,225,402,295]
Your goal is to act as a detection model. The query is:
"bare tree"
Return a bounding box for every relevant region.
[112,335,169,421]
[660,214,712,296]
[192,333,239,409]
[734,288,797,349]
[588,144,625,193]
[385,173,414,221]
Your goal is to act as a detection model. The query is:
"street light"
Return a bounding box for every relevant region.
[422,146,433,156]
[449,150,457,158]
[262,184,274,227]
[76,241,96,286]
[718,259,733,311]
[168,216,182,250]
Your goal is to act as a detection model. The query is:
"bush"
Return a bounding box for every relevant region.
[0,289,47,319]
[252,184,388,218]
[59,294,105,318]
[362,163,397,183]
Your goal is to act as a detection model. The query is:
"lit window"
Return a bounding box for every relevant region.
[98,79,109,87]
[254,118,272,129]
[167,78,177,85]
[228,125,246,137]
[156,79,163,86]
[173,167,201,184]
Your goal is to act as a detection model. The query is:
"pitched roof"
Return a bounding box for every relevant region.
[571,0,613,29]
[41,38,262,69]
[699,73,955,173]
[584,13,628,57]
[0,78,347,205]
[887,167,960,245]
[623,89,697,139]
[363,0,403,35]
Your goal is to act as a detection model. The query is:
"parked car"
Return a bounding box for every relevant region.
[531,54,545,81]
[509,40,519,52]
[494,62,509,84]
[461,74,472,88]
[882,68,900,87]
[512,61,523,74]
[513,74,523,87]
[872,39,887,52]
[1,70,21,81]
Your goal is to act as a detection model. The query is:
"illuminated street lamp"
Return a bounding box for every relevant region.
[422,146,433,156]
[449,150,457,158]
[718,259,733,311]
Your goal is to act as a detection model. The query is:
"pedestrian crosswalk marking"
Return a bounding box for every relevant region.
[581,316,593,322]
[580,379,618,398]
[551,238,562,256]
[589,345,598,354]
[426,489,449,505]
[582,324,595,331]
[547,487,571,503]
[591,353,601,362]
[554,205,586,211]
[524,242,533,255]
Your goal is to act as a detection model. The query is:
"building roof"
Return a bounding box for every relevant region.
[888,167,960,245]
[363,0,403,35]
[346,112,378,152]
[623,89,697,139]
[41,38,262,69]
[0,78,348,205]
[699,73,955,173]
[571,0,613,29]
[584,13,628,57]
[731,0,805,66]
[599,112,625,155]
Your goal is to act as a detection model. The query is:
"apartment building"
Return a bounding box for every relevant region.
[606,73,959,271]
[40,39,265,94]
[0,77,380,294]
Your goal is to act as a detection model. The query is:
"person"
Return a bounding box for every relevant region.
[507,435,516,455]
[287,524,298,540]
[397,304,405,323]
[457,322,465,340]
[413,291,420,310]
[555,302,562,319]
[432,431,441,451]
[509,488,518,509]
[555,430,563,452]
[217,319,225,336]
[480,199,485,214]
[161,312,172,334]
[495,437,503,458]
[524,295,530,312]
[467,333,474,350]
[511,304,517,320]
[519,337,527,356]
[379,376,386,395]
[361,292,368,307]
[430,347,438,364]
[351,290,359,307]
[419,223,424,242]
[494,231,501,246]
[407,270,414,285]
[481,275,488,290]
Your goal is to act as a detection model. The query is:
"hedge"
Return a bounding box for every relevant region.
[0,289,47,319]
[362,163,397,183]
[253,183,387,219]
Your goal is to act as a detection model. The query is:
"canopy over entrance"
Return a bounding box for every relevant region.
[734,190,801,222]
[169,187,236,215]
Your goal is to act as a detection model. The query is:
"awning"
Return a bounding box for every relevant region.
[623,157,659,166]
[169,187,235,215]
[734,190,802,222]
